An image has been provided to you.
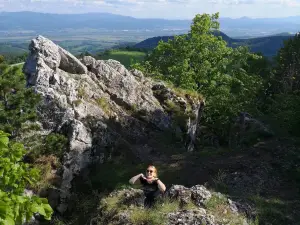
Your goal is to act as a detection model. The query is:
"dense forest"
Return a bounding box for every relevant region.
[133,31,292,57]
[0,12,300,225]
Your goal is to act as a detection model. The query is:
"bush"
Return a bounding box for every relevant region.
[43,133,68,159]
[0,130,53,224]
[0,64,40,137]
[132,13,263,144]
[264,93,300,136]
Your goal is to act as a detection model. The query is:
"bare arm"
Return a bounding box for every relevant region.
[156,179,166,192]
[129,173,143,185]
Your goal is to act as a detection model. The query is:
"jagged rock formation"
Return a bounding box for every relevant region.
[23,35,203,213]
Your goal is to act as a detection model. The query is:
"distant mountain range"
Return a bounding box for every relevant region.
[0,11,190,31]
[0,11,299,37]
[134,31,294,57]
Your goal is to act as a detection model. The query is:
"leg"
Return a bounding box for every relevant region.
[144,197,155,209]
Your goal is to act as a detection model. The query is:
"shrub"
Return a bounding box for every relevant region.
[0,130,53,224]
[0,65,41,137]
[43,133,68,159]
[132,13,263,144]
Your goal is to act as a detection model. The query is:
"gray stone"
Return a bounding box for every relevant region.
[191,185,212,206]
[23,36,201,213]
[167,210,216,225]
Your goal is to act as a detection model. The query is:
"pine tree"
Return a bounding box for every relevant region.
[0,62,40,137]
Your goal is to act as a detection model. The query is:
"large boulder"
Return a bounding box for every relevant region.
[23,36,202,213]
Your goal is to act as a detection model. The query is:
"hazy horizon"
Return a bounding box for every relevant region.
[0,10,300,20]
[0,0,300,19]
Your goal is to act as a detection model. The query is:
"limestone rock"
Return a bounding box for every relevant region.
[23,35,201,213]
[109,188,145,208]
[167,210,216,225]
[166,184,212,207]
[191,185,212,207]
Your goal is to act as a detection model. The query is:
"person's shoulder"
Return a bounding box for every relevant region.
[153,178,160,184]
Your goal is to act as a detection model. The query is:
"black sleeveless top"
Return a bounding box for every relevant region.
[139,177,159,199]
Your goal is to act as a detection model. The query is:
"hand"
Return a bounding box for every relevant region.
[140,173,146,179]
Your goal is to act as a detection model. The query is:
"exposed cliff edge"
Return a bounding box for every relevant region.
[22,35,204,213]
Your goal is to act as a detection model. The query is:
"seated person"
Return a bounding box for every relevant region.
[129,165,166,208]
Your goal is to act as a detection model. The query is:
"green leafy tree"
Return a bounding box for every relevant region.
[0,130,53,225]
[262,33,300,136]
[133,13,263,143]
[0,65,41,137]
[274,33,300,93]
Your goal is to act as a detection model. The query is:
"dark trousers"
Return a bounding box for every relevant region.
[144,197,155,209]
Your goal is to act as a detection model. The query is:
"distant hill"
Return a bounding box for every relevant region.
[0,11,190,32]
[0,12,299,38]
[134,31,293,57]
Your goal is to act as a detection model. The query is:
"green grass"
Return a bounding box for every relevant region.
[95,97,111,115]
[95,188,255,225]
[204,194,257,225]
[98,50,146,68]
[249,195,300,225]
[99,192,197,225]
[0,43,28,56]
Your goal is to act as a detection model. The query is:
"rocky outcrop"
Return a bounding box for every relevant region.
[167,185,212,207]
[167,210,215,225]
[23,36,203,213]
[93,185,251,225]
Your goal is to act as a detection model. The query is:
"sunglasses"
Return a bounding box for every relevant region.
[146,170,154,173]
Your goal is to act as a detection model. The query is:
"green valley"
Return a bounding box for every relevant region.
[1,9,300,225]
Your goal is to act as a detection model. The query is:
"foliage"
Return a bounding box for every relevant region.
[43,133,68,159]
[0,130,53,225]
[263,94,300,136]
[4,53,28,65]
[30,155,61,194]
[24,132,68,162]
[262,33,300,137]
[273,33,300,93]
[0,63,41,137]
[132,13,263,143]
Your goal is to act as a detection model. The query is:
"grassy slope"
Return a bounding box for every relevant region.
[98,50,146,68]
[0,43,28,56]
[79,138,300,225]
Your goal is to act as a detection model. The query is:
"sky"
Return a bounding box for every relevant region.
[0,0,300,19]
